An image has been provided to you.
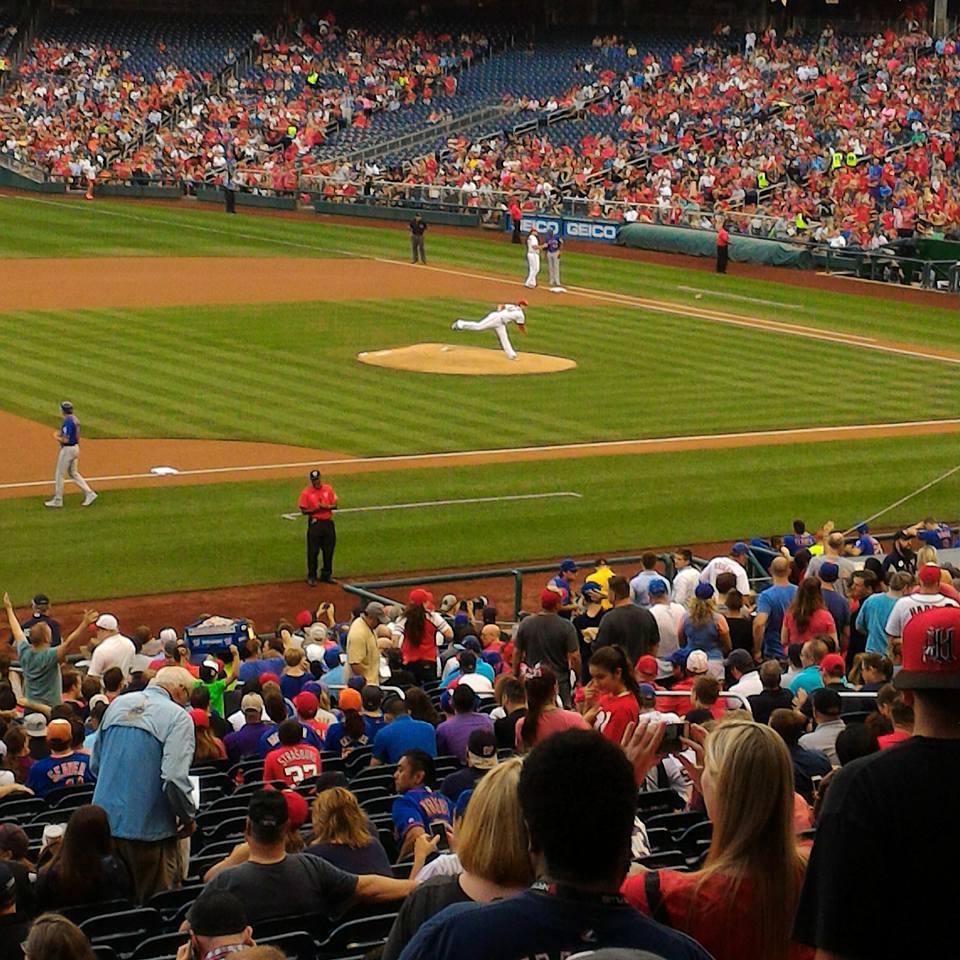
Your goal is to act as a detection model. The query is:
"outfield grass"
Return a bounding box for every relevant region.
[2,432,958,601]
[1,193,957,600]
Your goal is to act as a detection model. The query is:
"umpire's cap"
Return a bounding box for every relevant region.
[60,401,73,413]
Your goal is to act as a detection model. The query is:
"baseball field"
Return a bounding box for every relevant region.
[2,191,960,604]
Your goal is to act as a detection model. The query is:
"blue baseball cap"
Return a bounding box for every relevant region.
[731,542,750,556]
[648,579,669,597]
[323,648,341,669]
[694,582,715,600]
[559,559,578,573]
[581,581,603,597]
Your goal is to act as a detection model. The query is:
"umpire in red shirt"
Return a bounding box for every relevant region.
[298,469,338,585]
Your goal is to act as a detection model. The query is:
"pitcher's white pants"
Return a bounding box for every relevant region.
[452,318,517,360]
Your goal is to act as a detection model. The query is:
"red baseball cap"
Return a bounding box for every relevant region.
[918,563,942,586]
[895,606,960,690]
[281,789,308,829]
[188,708,209,728]
[636,655,659,677]
[408,588,435,609]
[293,691,319,717]
[820,653,846,677]
[259,672,280,686]
[295,610,313,628]
[539,588,561,611]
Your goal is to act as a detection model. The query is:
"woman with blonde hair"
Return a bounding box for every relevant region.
[622,719,812,960]
[679,583,730,679]
[305,785,394,876]
[382,758,534,960]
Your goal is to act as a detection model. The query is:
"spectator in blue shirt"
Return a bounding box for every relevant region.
[391,749,452,860]
[752,557,796,659]
[91,666,196,904]
[629,553,671,608]
[546,559,578,618]
[26,719,95,799]
[816,563,850,646]
[859,572,910,654]
[371,696,437,766]
[237,638,284,685]
[788,639,829,698]
[782,520,816,556]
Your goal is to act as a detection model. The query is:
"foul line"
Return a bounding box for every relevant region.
[2,418,960,493]
[279,491,581,520]
[5,194,958,367]
[675,285,806,310]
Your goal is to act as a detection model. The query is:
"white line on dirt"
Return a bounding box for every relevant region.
[2,419,959,493]
[280,490,582,520]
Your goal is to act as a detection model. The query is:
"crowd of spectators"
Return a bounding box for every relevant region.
[1,511,958,958]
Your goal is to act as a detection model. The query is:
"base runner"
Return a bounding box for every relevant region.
[451,301,528,360]
[45,401,97,508]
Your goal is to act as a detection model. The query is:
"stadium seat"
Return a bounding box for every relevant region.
[57,899,132,926]
[80,907,163,956]
[92,947,119,960]
[635,850,687,869]
[0,796,44,819]
[636,788,688,818]
[46,783,97,809]
[202,814,247,842]
[146,884,204,922]
[259,930,316,960]
[128,930,189,960]
[360,794,400,817]
[253,912,332,941]
[317,912,399,958]
[344,746,374,776]
[644,811,708,836]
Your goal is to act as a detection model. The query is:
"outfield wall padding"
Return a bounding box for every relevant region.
[196,187,297,210]
[96,183,181,199]
[0,168,66,193]
[618,223,812,268]
[312,200,479,228]
[916,237,960,262]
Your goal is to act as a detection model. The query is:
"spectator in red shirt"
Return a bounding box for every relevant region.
[190,709,226,763]
[582,646,641,744]
[877,694,914,749]
[264,719,322,786]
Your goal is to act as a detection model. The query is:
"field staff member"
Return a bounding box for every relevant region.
[45,401,97,508]
[409,212,427,264]
[299,469,338,586]
[716,220,730,274]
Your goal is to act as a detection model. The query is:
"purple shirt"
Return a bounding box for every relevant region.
[435,713,494,764]
[224,721,268,763]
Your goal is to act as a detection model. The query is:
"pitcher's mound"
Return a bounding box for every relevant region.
[357,343,577,376]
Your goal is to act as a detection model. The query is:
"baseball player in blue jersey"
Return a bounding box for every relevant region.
[45,401,97,508]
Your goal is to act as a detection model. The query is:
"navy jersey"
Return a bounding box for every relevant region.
[60,415,79,445]
[391,787,452,840]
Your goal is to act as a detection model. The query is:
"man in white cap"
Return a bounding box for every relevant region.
[88,614,135,679]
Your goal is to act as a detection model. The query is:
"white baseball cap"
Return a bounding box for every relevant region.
[304,643,324,663]
[96,614,118,632]
[158,628,178,644]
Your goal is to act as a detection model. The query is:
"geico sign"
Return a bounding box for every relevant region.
[519,217,561,233]
[565,221,618,240]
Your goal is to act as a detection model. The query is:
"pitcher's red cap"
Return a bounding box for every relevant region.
[895,606,960,690]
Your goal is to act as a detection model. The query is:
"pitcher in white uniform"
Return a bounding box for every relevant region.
[451,301,528,360]
[525,228,541,288]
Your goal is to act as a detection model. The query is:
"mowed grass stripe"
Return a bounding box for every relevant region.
[2,431,959,600]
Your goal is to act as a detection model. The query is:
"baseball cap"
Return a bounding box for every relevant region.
[466,728,498,769]
[279,788,309,829]
[647,579,668,597]
[581,581,603,598]
[0,824,28,861]
[818,562,840,583]
[89,693,110,710]
[361,685,383,711]
[201,659,220,674]
[724,649,754,671]
[408,588,435,609]
[338,688,362,711]
[159,627,178,645]
[241,693,264,714]
[295,610,313,628]
[730,541,749,556]
[59,400,73,413]
[439,594,458,613]
[186,891,249,938]
[364,601,388,624]
[46,718,73,743]
[820,653,846,677]
[95,613,118,632]
[323,647,342,669]
[810,686,842,716]
[462,636,482,653]
[638,682,657,704]
[308,469,321,481]
[636,655,659,677]
[304,643,325,663]
[23,713,47,738]
[540,588,561,611]
[686,650,709,675]
[32,593,50,606]
[517,299,528,307]
[163,638,180,659]
[559,558,578,573]
[292,691,318,717]
[918,563,941,586]
[189,708,210,728]
[895,606,960,690]
[0,862,15,909]
[895,529,916,541]
[694,582,715,601]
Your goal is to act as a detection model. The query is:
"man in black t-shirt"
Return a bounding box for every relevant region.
[0,863,28,960]
[513,591,580,707]
[793,605,960,959]
[493,677,527,750]
[747,661,793,724]
[593,576,659,664]
[409,213,427,263]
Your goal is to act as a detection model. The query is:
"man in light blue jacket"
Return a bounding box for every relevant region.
[92,666,196,903]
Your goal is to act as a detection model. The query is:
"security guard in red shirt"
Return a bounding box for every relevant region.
[298,469,338,585]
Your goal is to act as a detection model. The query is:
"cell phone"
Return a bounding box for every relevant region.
[659,721,690,755]
[811,775,823,797]
[430,822,450,850]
